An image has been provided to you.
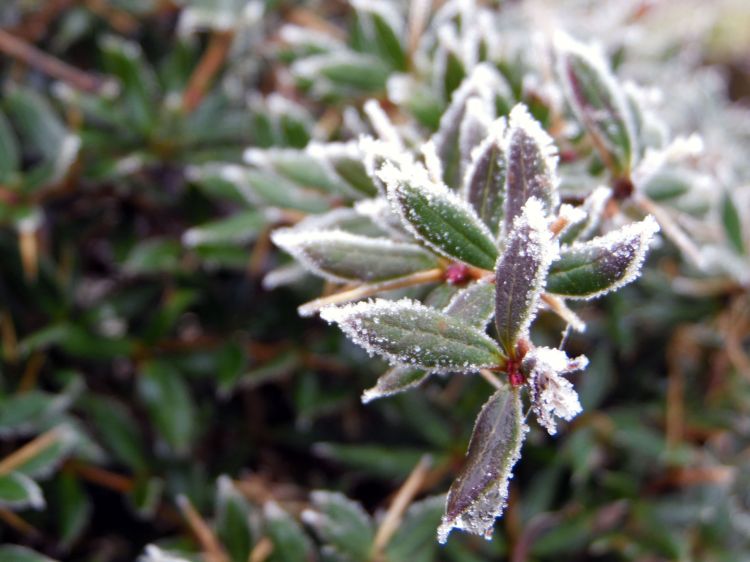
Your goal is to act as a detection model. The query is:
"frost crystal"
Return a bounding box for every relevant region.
[523,346,588,435]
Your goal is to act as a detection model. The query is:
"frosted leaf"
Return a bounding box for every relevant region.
[359,135,414,195]
[320,298,504,372]
[555,32,637,177]
[308,141,379,197]
[459,97,494,178]
[354,197,410,239]
[432,63,507,187]
[362,365,432,403]
[302,490,374,561]
[421,140,445,185]
[546,215,660,299]
[438,387,526,543]
[444,281,496,329]
[271,229,439,283]
[279,24,345,52]
[495,198,559,354]
[364,99,403,147]
[0,472,45,510]
[379,160,499,270]
[522,346,588,435]
[262,263,309,290]
[559,186,612,244]
[292,207,381,236]
[503,104,560,234]
[462,118,508,236]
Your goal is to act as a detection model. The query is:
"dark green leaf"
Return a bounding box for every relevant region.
[546,216,659,299]
[272,229,440,283]
[303,491,374,561]
[0,472,44,510]
[264,501,314,562]
[383,163,498,269]
[722,191,745,255]
[215,476,253,562]
[321,298,504,372]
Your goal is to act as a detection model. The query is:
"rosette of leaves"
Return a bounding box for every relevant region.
[271,72,660,540]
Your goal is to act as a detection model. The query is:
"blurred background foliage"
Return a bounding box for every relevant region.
[0,1,748,561]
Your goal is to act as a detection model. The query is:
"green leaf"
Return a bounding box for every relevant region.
[438,387,526,543]
[495,198,557,354]
[313,443,429,479]
[302,491,374,562]
[56,471,91,548]
[0,545,59,562]
[100,35,158,134]
[0,391,73,437]
[242,169,331,213]
[127,475,164,519]
[0,472,45,510]
[321,298,504,372]
[361,283,496,403]
[15,427,79,480]
[272,229,440,283]
[83,396,147,471]
[546,216,659,299]
[556,33,637,177]
[386,495,445,562]
[264,501,314,562]
[215,476,253,562]
[137,361,196,457]
[183,210,268,248]
[722,191,745,255]
[0,110,20,184]
[124,239,182,275]
[382,162,498,269]
[361,365,431,404]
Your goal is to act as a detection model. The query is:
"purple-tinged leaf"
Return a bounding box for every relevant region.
[459,97,494,177]
[502,104,559,234]
[546,216,659,299]
[495,198,558,354]
[271,229,439,283]
[438,387,526,543]
[555,33,637,178]
[462,119,507,236]
[432,64,506,188]
[380,161,498,270]
[522,347,587,435]
[321,299,504,373]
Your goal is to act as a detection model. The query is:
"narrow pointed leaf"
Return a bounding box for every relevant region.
[556,33,637,177]
[0,546,59,562]
[722,191,745,255]
[272,229,439,283]
[302,490,374,561]
[361,365,431,403]
[263,501,314,562]
[215,476,254,562]
[463,123,507,235]
[459,97,493,178]
[0,111,20,184]
[0,472,45,510]
[432,65,504,188]
[381,162,498,270]
[503,104,559,233]
[495,198,558,354]
[438,387,526,543]
[321,299,504,372]
[546,216,659,299]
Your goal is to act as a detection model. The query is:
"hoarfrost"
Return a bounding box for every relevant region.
[523,346,588,435]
